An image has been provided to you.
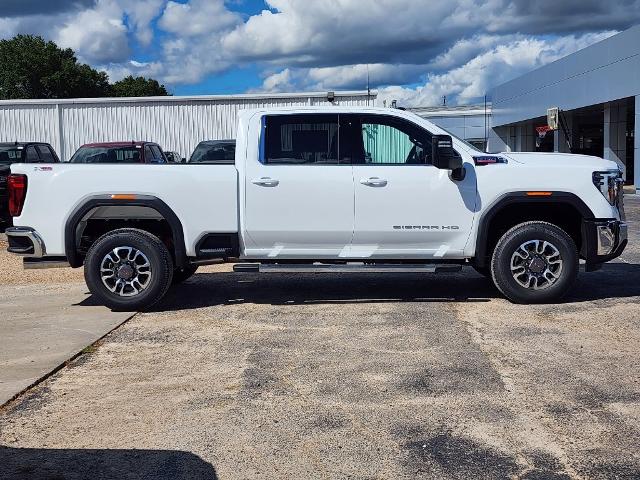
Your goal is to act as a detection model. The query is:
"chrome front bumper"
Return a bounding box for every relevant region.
[596,221,627,256]
[582,219,627,270]
[5,227,45,258]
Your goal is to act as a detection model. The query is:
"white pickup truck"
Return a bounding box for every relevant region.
[5,106,627,310]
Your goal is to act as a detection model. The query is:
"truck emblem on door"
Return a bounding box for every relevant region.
[393,225,460,230]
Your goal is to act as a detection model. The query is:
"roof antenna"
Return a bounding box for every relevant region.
[366,64,371,106]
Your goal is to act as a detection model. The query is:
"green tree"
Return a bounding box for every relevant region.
[0,35,111,99]
[0,35,170,100]
[110,75,169,97]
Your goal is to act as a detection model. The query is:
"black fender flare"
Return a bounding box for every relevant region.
[474,191,595,267]
[64,195,187,268]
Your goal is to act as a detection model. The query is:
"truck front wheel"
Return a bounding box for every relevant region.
[84,228,174,311]
[490,221,578,304]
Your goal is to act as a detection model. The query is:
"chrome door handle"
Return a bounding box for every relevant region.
[360,177,388,187]
[252,177,280,187]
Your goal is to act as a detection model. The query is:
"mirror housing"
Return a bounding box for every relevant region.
[431,134,465,181]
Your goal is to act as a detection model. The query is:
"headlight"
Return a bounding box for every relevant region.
[592,170,623,206]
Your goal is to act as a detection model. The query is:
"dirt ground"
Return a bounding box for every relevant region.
[1,198,640,479]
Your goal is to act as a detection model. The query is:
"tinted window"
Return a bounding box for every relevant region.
[69,146,142,163]
[144,145,154,162]
[355,115,433,165]
[149,145,165,163]
[0,147,22,165]
[25,146,39,163]
[190,142,236,164]
[37,145,54,162]
[264,114,341,165]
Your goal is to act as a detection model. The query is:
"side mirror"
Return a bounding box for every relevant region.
[431,134,465,181]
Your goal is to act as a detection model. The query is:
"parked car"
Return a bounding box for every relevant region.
[69,142,167,164]
[189,140,235,164]
[0,142,59,226]
[165,151,184,163]
[5,107,626,310]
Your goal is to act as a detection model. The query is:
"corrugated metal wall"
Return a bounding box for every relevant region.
[0,92,374,161]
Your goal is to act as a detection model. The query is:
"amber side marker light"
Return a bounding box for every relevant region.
[525,191,553,197]
[111,194,137,200]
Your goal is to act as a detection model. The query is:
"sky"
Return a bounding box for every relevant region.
[1,0,639,106]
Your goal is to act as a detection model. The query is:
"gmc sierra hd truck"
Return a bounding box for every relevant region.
[5,107,627,310]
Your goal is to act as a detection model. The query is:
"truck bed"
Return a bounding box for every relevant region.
[10,164,239,256]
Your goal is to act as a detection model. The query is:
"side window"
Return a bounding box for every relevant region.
[263,114,340,164]
[357,115,433,165]
[150,145,165,162]
[144,145,154,162]
[36,145,54,162]
[25,146,40,163]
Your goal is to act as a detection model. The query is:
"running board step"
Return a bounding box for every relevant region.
[233,263,462,274]
[198,248,234,258]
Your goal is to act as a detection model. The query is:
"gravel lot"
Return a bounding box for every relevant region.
[1,198,640,479]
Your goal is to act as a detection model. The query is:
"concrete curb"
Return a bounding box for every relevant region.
[0,312,137,411]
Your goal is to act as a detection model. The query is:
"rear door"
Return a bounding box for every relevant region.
[243,113,354,258]
[346,113,477,259]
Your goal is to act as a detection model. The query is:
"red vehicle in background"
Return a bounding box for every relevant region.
[69,141,168,164]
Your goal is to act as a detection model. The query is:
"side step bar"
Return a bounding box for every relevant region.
[23,257,70,269]
[233,263,462,274]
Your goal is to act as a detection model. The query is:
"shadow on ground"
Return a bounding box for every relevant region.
[0,446,217,480]
[73,262,640,312]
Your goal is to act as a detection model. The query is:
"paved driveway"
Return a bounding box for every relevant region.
[0,236,132,406]
[1,198,639,479]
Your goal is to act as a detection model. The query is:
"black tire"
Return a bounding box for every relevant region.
[172,265,198,284]
[490,221,578,304]
[84,228,174,311]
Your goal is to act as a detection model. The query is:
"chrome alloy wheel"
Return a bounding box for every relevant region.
[509,240,563,290]
[100,246,152,297]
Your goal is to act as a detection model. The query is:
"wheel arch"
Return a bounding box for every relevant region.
[474,191,594,267]
[64,195,187,268]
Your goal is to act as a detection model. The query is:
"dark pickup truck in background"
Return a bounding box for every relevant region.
[0,142,59,227]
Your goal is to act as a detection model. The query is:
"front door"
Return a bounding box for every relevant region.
[346,114,477,259]
[243,113,354,258]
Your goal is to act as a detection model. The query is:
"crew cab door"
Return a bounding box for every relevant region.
[346,114,477,259]
[243,113,354,258]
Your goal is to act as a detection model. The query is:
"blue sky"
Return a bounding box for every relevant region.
[1,1,638,105]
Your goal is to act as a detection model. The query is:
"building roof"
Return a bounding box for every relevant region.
[0,90,377,106]
[409,104,491,117]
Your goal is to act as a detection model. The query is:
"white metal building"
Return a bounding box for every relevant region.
[0,91,376,161]
[409,104,491,151]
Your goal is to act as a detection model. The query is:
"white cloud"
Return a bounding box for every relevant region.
[159,0,241,37]
[55,0,130,63]
[1,0,637,101]
[123,0,165,46]
[377,31,618,107]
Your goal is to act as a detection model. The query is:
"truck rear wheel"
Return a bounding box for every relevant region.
[84,228,174,311]
[490,221,578,304]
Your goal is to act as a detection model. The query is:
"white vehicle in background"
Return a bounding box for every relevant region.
[5,107,627,310]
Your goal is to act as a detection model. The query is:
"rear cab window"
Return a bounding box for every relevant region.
[262,114,341,165]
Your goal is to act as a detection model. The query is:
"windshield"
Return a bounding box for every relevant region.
[189,142,235,164]
[0,147,22,165]
[69,146,142,163]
